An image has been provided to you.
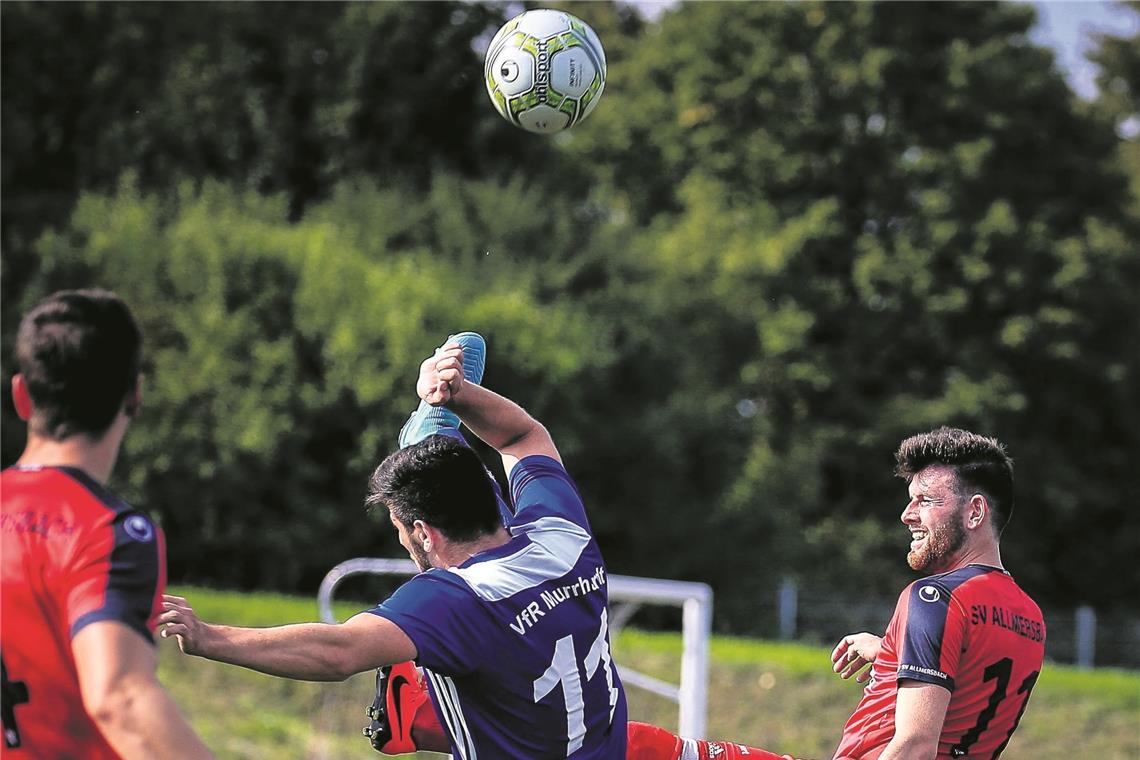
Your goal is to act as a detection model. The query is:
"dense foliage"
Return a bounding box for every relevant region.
[3,1,1137,634]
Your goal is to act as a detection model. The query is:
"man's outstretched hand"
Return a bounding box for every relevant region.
[831,632,882,684]
[158,594,210,655]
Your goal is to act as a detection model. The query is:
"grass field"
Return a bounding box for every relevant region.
[161,586,1140,759]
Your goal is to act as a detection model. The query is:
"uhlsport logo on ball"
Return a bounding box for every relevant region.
[484,9,606,134]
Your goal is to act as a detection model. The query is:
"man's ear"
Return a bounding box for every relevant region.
[11,374,33,421]
[967,494,988,530]
[414,521,442,552]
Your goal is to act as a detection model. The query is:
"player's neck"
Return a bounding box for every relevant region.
[435,527,512,569]
[17,425,126,486]
[945,541,1003,573]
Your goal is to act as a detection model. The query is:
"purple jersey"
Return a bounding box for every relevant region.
[369,455,627,759]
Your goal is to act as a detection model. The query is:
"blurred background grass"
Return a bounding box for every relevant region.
[161,587,1140,759]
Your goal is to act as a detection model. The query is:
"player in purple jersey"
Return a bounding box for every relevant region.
[160,337,628,759]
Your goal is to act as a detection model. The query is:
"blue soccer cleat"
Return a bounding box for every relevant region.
[397,331,514,523]
[398,332,486,449]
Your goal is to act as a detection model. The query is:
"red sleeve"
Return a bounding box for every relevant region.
[64,511,166,643]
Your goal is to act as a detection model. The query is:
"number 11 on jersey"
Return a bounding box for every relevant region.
[534,609,620,757]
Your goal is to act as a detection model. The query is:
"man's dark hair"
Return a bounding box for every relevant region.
[366,435,501,541]
[16,289,143,440]
[895,426,1015,534]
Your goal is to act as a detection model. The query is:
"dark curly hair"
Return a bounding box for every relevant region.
[366,434,501,541]
[895,427,1015,534]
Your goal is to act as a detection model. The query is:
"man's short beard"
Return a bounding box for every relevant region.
[409,542,432,572]
[907,516,967,573]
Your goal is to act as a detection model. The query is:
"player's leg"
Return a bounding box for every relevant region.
[627,721,685,759]
[398,331,513,523]
[368,683,801,758]
[410,693,449,753]
[626,720,798,760]
[364,660,450,754]
[398,332,487,448]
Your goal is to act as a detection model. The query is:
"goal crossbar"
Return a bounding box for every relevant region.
[317,557,712,738]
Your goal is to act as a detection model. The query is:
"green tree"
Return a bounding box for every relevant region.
[1089,1,1140,214]
[1,0,569,484]
[0,1,559,377]
[568,1,1140,620]
[5,0,1138,636]
[17,174,614,591]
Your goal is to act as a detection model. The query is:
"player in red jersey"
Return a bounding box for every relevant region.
[366,427,1043,760]
[827,427,1044,760]
[1,290,212,759]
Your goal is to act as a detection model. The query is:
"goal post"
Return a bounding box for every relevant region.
[317,557,713,738]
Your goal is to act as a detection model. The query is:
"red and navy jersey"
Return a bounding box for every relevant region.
[834,565,1045,760]
[1,465,167,758]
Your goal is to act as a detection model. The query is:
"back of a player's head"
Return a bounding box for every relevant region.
[15,289,142,441]
[894,426,1015,534]
[366,434,501,541]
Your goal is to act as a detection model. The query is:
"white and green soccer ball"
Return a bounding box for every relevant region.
[484,9,607,134]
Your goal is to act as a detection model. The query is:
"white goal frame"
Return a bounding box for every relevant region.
[318,557,713,738]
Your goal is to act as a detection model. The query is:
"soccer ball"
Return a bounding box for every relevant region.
[484,9,607,134]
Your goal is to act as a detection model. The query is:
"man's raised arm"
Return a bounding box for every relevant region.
[416,343,559,473]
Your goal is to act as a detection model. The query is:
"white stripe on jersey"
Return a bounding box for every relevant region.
[448,515,591,601]
[426,668,478,760]
[584,607,620,720]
